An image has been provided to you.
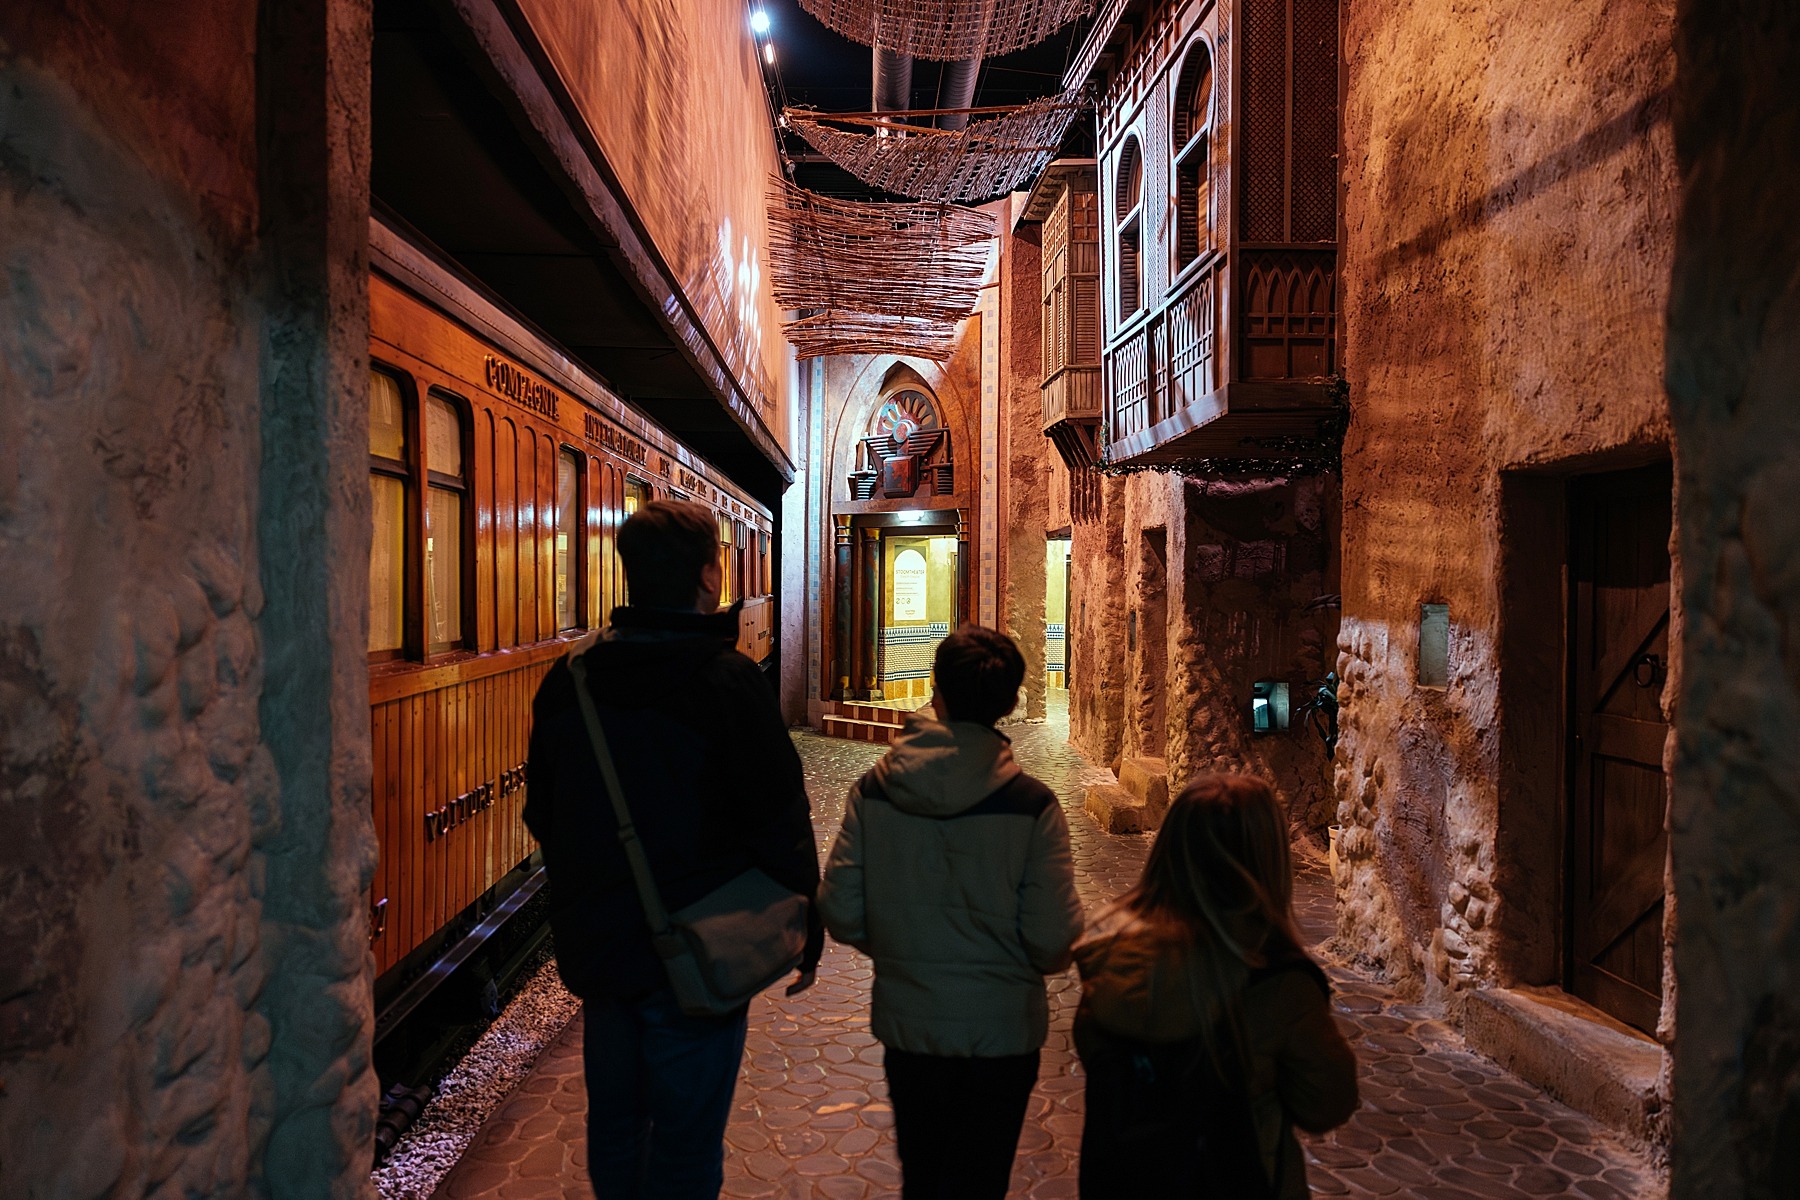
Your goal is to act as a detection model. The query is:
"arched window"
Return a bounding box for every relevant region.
[1115,137,1144,319]
[1172,42,1213,274]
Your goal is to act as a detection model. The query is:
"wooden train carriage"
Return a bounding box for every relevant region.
[366,219,775,993]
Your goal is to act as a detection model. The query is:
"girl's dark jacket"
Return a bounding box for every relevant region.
[1073,908,1359,1198]
[524,604,823,1002]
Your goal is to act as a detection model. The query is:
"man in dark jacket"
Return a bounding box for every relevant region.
[525,499,821,1200]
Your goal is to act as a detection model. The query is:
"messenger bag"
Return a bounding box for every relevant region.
[568,651,808,1016]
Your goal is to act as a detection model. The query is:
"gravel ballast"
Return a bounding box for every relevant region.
[371,953,581,1200]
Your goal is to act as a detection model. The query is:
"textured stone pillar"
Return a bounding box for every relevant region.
[832,515,853,700]
[859,525,882,698]
[255,0,379,1190]
[1667,1,1800,1193]
[999,210,1048,719]
[955,510,972,627]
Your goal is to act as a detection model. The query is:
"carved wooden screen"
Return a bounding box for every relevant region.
[1240,0,1339,244]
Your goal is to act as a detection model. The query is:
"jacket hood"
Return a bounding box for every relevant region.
[870,713,1022,817]
[1074,907,1214,1043]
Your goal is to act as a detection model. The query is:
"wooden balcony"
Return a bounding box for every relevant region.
[1101,248,1341,467]
[1042,365,1102,466]
[1026,161,1106,471]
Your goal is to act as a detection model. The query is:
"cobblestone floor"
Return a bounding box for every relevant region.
[433,702,1665,1199]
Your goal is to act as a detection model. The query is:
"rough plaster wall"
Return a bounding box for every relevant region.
[1168,476,1339,835]
[1067,474,1130,767]
[1335,0,1676,993]
[1001,217,1049,719]
[1088,470,1336,832]
[1665,2,1800,1194]
[1047,449,1072,533]
[0,2,377,1193]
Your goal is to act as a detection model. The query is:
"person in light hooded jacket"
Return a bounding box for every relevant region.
[819,625,1084,1200]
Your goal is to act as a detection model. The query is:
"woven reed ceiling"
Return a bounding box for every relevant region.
[797,0,1093,60]
[767,177,996,360]
[784,90,1086,204]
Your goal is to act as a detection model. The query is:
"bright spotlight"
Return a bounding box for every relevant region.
[763,41,776,64]
[750,9,771,35]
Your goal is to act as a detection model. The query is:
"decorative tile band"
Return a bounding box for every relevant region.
[881,622,951,681]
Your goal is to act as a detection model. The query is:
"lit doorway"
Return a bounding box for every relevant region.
[879,533,958,703]
[1046,535,1071,692]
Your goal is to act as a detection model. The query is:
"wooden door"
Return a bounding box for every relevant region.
[1568,462,1672,1034]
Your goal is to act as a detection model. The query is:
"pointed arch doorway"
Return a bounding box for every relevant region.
[829,378,968,701]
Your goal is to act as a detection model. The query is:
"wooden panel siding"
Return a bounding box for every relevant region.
[365,262,775,990]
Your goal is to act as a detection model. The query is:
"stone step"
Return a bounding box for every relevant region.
[1457,985,1664,1147]
[833,702,913,726]
[820,715,901,745]
[1085,780,1152,833]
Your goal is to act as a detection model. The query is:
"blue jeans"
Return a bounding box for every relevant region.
[582,989,748,1200]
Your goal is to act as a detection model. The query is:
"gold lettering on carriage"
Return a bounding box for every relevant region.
[484,355,560,419]
[425,761,529,842]
[583,412,650,465]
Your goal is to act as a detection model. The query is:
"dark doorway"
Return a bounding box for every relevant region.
[1136,528,1169,758]
[1567,461,1672,1034]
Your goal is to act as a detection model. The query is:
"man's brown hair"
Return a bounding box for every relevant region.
[932,625,1026,726]
[617,499,719,610]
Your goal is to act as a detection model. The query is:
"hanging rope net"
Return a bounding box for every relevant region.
[798,0,1093,60]
[784,91,1087,204]
[768,178,995,361]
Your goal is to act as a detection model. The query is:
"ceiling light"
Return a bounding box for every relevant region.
[750,9,771,35]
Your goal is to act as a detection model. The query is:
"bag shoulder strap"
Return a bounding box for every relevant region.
[568,651,675,939]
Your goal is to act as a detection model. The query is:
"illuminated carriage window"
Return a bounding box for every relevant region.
[1172,41,1213,274]
[735,519,749,602]
[368,369,410,657]
[717,514,736,606]
[1116,137,1144,319]
[555,449,581,631]
[424,393,466,651]
[612,476,652,614]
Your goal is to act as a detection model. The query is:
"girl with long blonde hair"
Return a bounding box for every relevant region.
[1073,773,1358,1198]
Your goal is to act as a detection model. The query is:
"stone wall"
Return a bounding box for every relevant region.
[1334,0,1676,998]
[0,1,376,1194]
[1665,1,1800,1193]
[1077,471,1338,831]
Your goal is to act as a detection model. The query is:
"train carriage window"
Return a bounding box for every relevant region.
[555,449,581,631]
[717,514,735,607]
[424,393,467,652]
[612,476,652,614]
[369,369,410,658]
[735,519,748,602]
